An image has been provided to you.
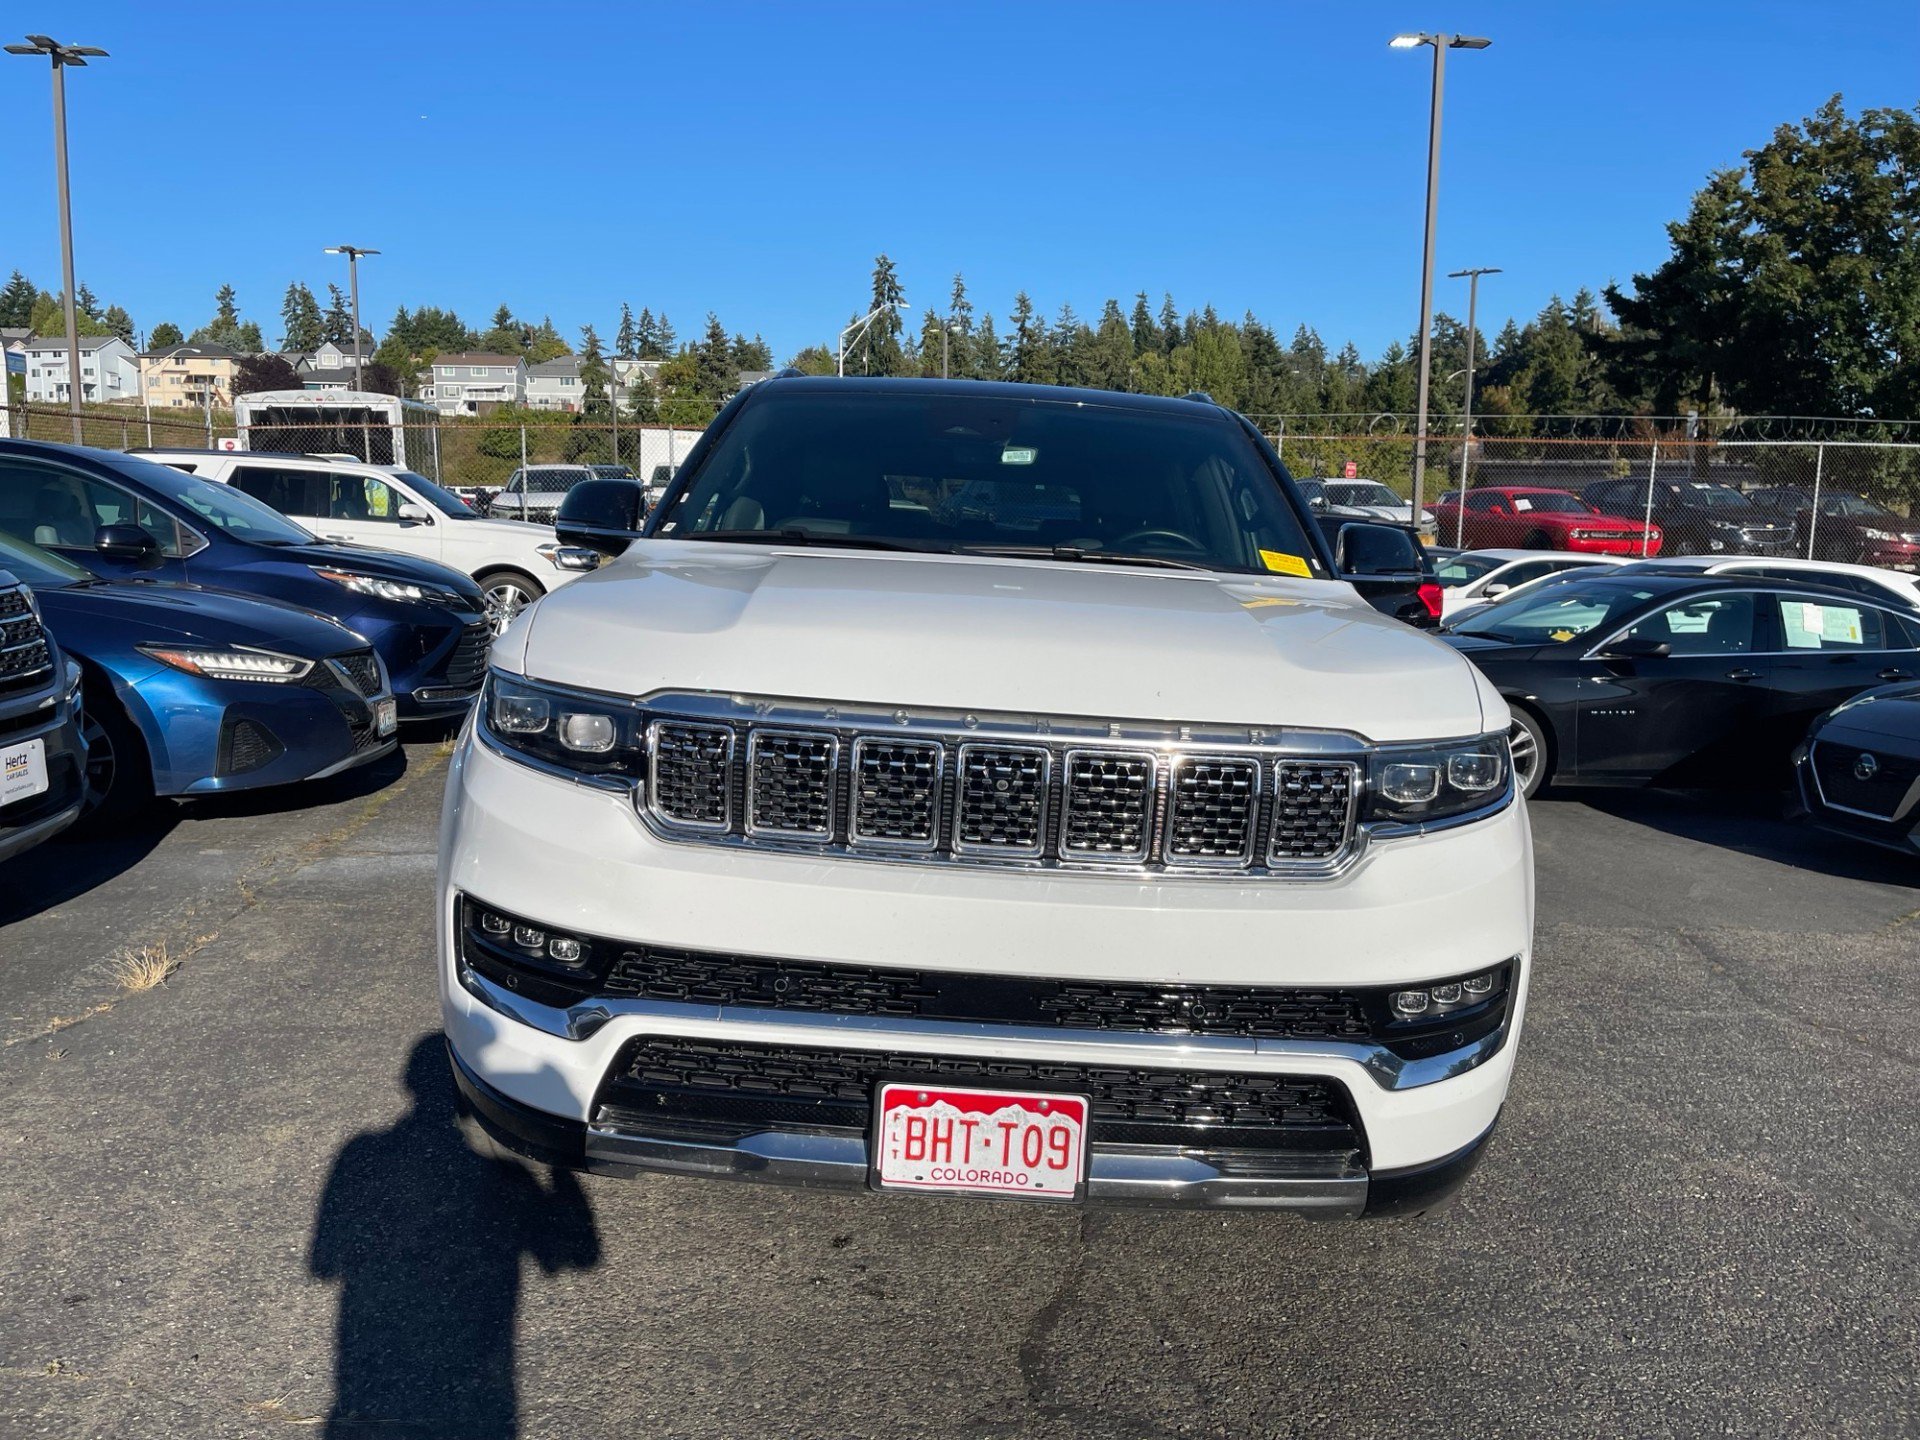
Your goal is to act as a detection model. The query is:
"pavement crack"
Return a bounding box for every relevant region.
[1016,1210,1089,1415]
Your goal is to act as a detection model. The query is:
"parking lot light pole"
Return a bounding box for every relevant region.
[7,34,109,445]
[1390,31,1490,523]
[1447,265,1500,544]
[837,300,907,378]
[323,246,380,390]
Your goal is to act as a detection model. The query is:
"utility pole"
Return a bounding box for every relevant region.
[324,245,379,389]
[7,34,109,445]
[1447,266,1501,524]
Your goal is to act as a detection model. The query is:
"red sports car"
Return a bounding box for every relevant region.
[1431,487,1663,555]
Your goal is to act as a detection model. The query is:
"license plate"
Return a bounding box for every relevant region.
[1,737,48,807]
[873,1082,1089,1201]
[374,699,397,736]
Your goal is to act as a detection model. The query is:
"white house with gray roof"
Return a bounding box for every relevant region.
[23,335,142,405]
[424,352,526,416]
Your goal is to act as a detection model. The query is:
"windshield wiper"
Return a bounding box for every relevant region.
[676,529,942,553]
[954,544,1209,572]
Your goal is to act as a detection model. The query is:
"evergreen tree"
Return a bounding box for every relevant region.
[526,316,570,363]
[281,282,323,352]
[102,305,135,345]
[972,313,1002,381]
[321,284,353,345]
[1048,303,1085,387]
[578,325,611,420]
[616,303,638,360]
[855,255,907,375]
[1007,293,1051,385]
[149,321,184,348]
[1157,294,1180,356]
[1084,299,1134,392]
[1129,292,1160,357]
[730,333,773,372]
[654,313,677,356]
[695,313,735,399]
[0,271,35,328]
[479,305,523,356]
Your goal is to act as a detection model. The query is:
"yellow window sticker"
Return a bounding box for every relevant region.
[1259,550,1312,578]
[1549,629,1577,643]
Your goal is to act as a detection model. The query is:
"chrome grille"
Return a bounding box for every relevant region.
[0,585,53,696]
[954,744,1049,856]
[747,730,837,838]
[1061,751,1155,861]
[609,695,1398,878]
[1270,763,1358,863]
[649,723,733,829]
[1168,757,1260,863]
[851,739,941,849]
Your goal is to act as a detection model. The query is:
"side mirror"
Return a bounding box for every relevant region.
[1598,637,1670,660]
[95,522,160,566]
[1335,522,1422,580]
[1483,581,1510,598]
[555,478,646,556]
[397,501,431,524]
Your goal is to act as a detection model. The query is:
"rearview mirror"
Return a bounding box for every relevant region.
[1598,637,1670,660]
[556,478,647,556]
[95,522,160,566]
[1335,522,1422,580]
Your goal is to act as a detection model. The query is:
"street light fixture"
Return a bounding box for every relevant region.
[323,245,380,390]
[837,300,908,378]
[6,34,109,445]
[1390,31,1491,523]
[1445,265,1502,545]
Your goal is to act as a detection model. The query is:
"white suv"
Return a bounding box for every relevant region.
[138,451,600,633]
[439,378,1533,1215]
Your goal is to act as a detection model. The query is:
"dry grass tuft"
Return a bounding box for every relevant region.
[107,942,179,993]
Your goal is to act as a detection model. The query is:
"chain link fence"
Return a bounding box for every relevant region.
[10,398,1920,564]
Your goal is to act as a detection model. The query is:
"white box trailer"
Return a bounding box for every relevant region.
[234,390,438,470]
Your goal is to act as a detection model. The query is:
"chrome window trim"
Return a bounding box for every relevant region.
[1059,748,1158,863]
[1581,590,1920,662]
[951,742,1052,859]
[744,728,840,841]
[848,736,945,852]
[646,719,736,833]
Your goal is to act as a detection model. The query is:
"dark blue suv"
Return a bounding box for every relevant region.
[0,440,489,720]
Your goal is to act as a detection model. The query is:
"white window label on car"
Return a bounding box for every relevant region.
[1513,497,1533,511]
[1001,446,1038,466]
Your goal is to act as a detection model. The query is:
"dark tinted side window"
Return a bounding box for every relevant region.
[229,465,329,517]
[0,458,190,556]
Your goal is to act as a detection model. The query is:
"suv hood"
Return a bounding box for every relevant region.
[453,515,559,543]
[509,544,1495,741]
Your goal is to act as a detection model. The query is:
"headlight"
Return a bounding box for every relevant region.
[1569,528,1592,540]
[311,566,464,607]
[1364,733,1510,825]
[480,670,644,779]
[1863,527,1900,543]
[138,644,314,683]
[536,542,601,572]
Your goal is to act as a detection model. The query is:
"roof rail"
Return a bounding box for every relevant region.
[1183,390,1217,405]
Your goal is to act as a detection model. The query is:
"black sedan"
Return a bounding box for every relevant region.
[1441,572,1920,797]
[1794,683,1920,855]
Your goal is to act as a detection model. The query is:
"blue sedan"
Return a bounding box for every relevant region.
[0,440,489,720]
[0,530,398,821]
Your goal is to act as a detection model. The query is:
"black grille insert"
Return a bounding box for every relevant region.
[1811,741,1920,821]
[851,739,941,847]
[596,1036,1363,1155]
[747,730,836,837]
[1270,763,1356,861]
[442,624,490,690]
[652,723,733,828]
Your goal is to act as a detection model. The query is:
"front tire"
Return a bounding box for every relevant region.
[477,569,545,636]
[75,683,154,830]
[1507,706,1552,799]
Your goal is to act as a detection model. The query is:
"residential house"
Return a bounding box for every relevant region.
[424,353,526,416]
[526,356,585,412]
[24,335,142,405]
[138,342,240,410]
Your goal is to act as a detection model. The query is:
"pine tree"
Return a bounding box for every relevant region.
[102,305,135,345]
[578,325,611,419]
[616,303,637,360]
[1084,299,1133,391]
[696,313,735,400]
[972,313,1002,381]
[281,282,323,352]
[75,284,102,320]
[322,284,353,345]
[0,271,35,328]
[655,314,677,356]
[1157,294,1180,356]
[526,316,570,364]
[634,307,659,359]
[149,321,184,348]
[1007,293,1048,384]
[857,255,907,375]
[1129,292,1160,357]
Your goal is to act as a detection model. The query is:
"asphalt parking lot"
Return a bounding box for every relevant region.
[1,742,1916,1439]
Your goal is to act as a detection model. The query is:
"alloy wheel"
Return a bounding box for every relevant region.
[80,714,117,816]
[483,580,535,636]
[1507,718,1541,795]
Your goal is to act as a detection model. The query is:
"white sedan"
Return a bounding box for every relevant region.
[1317,478,1436,538]
[1434,549,1627,620]
[1608,554,1920,610]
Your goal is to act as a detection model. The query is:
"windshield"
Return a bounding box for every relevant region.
[1821,492,1902,519]
[1328,482,1400,507]
[0,529,93,589]
[97,453,315,544]
[1449,579,1661,645]
[1689,483,1758,511]
[395,470,478,519]
[1434,554,1504,586]
[657,389,1324,577]
[1509,492,1592,515]
[512,467,590,494]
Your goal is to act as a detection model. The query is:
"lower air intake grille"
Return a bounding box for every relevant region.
[442,624,490,690]
[329,652,381,697]
[220,718,284,775]
[596,1036,1362,1154]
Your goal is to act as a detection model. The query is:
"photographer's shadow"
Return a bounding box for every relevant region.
[309,1037,601,1438]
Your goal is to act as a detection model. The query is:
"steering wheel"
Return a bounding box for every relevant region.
[1114,528,1208,554]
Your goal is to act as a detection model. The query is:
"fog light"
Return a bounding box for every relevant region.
[1391,990,1431,1016]
[511,924,545,950]
[1381,763,1440,805]
[479,911,511,936]
[1462,972,1497,998]
[548,936,584,964]
[559,712,616,753]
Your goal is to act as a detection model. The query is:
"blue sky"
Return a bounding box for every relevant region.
[4,1,1915,360]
